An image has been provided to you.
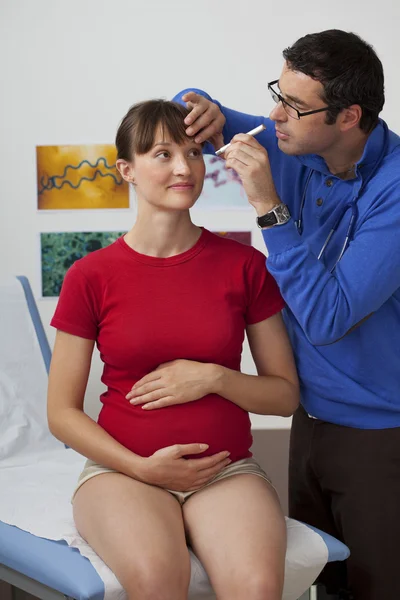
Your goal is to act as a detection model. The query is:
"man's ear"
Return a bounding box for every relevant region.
[116,159,135,183]
[339,104,363,132]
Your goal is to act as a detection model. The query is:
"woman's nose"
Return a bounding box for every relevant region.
[173,158,191,175]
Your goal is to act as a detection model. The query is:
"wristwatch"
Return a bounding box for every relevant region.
[256,203,291,228]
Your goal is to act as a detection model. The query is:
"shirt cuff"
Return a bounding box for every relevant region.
[261,219,302,255]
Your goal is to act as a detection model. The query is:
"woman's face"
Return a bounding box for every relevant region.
[127,125,206,211]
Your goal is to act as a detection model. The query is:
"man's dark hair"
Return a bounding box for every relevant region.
[283,29,384,133]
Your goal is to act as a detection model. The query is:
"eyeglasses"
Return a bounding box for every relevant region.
[268,80,330,120]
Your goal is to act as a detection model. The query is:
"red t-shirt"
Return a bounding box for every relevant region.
[51,228,284,462]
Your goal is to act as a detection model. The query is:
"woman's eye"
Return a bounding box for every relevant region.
[156,151,170,159]
[189,148,201,158]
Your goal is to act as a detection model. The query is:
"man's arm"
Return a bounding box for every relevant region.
[260,196,400,345]
[221,134,400,346]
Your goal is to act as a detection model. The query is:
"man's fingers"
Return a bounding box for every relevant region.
[231,133,265,148]
[225,147,253,167]
[225,141,264,161]
[182,91,201,107]
[181,92,226,143]
[184,102,208,128]
[193,121,224,144]
[208,132,225,151]
[225,156,249,173]
[185,108,215,137]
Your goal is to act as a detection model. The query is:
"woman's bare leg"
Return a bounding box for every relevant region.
[183,474,286,600]
[73,472,190,600]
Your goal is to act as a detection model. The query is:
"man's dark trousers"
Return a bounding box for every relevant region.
[289,405,400,600]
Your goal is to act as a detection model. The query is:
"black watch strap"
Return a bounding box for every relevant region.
[257,212,279,228]
[256,204,291,228]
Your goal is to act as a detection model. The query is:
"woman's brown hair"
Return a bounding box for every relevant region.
[116,100,193,161]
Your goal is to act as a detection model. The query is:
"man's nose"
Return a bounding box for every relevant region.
[269,102,288,122]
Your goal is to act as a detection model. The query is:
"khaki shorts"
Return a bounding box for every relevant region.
[72,457,273,505]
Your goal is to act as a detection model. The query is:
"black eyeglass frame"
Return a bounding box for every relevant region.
[268,79,331,119]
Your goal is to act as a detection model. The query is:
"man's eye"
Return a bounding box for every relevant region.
[287,99,302,110]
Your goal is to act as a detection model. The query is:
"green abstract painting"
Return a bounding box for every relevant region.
[41,231,125,297]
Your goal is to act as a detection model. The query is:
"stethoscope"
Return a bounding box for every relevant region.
[294,121,389,272]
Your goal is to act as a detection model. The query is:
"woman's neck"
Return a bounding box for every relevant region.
[124,210,201,258]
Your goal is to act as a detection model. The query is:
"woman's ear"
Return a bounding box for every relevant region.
[116,159,135,183]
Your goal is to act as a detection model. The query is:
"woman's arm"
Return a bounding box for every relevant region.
[47,330,231,490]
[47,330,146,475]
[128,313,299,416]
[213,312,299,416]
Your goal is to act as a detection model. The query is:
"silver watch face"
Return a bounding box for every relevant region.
[274,204,291,224]
[257,203,291,228]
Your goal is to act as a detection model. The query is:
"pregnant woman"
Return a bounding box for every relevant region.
[47,99,299,600]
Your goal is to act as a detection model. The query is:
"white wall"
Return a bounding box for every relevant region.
[1,0,399,425]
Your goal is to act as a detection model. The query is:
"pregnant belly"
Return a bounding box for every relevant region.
[98,394,253,462]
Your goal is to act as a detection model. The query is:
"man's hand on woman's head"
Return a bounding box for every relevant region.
[181,93,280,211]
[182,91,226,146]
[126,359,220,410]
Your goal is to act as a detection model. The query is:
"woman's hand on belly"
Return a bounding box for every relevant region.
[126,360,219,410]
[138,443,231,491]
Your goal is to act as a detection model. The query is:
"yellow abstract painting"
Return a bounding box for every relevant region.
[36,144,129,210]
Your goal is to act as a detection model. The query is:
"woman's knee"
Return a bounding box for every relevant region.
[219,569,284,600]
[124,558,191,600]
[248,571,283,600]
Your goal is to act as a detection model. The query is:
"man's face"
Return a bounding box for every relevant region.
[269,63,341,156]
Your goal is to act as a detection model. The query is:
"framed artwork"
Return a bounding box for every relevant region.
[36,144,129,210]
[40,231,125,297]
[195,156,250,210]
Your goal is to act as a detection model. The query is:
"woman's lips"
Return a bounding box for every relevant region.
[169,184,194,190]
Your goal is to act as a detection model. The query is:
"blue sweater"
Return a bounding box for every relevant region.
[174,89,400,428]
